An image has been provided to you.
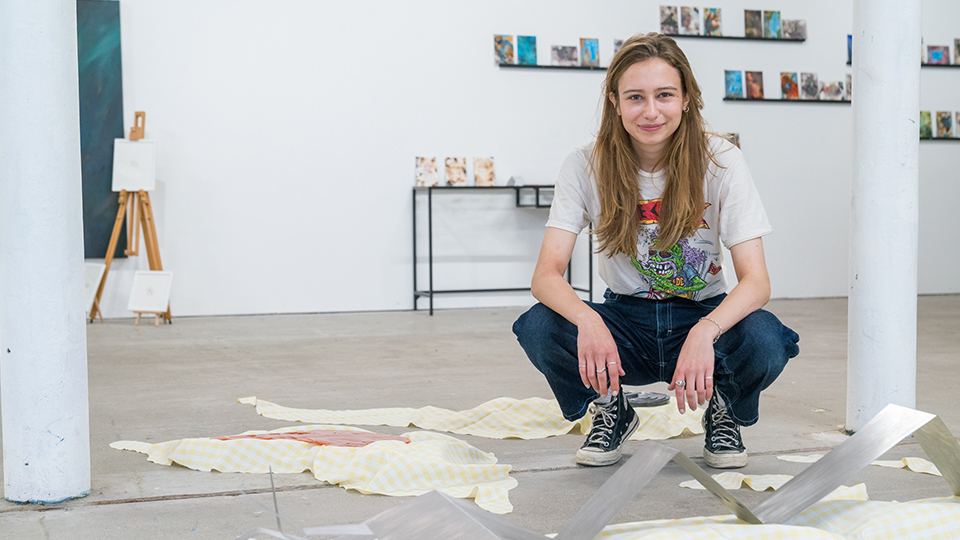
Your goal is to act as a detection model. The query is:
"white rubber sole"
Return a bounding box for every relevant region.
[575,414,640,467]
[703,448,748,469]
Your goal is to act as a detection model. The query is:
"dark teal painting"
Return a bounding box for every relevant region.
[77,0,126,258]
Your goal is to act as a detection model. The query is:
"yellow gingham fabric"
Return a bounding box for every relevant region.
[779,454,942,476]
[238,396,704,441]
[111,425,516,514]
[679,474,868,501]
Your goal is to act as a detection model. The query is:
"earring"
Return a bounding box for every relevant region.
[684,105,689,112]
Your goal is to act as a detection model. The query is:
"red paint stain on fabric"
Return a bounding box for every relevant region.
[215,430,410,447]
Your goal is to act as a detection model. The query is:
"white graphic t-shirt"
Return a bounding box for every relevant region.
[546,136,772,301]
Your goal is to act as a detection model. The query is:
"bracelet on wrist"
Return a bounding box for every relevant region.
[699,316,723,344]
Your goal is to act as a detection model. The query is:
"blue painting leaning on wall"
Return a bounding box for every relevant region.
[77,0,127,258]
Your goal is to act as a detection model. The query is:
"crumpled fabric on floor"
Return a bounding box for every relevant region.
[593,496,960,539]
[779,454,942,476]
[110,425,517,514]
[679,473,868,501]
[238,395,704,441]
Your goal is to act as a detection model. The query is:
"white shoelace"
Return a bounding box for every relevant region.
[586,404,618,445]
[709,402,742,450]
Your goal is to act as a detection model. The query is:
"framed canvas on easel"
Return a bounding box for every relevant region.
[128,271,173,326]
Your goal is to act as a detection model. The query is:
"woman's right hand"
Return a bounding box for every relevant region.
[575,312,624,397]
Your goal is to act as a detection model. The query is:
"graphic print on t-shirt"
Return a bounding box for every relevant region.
[631,199,720,300]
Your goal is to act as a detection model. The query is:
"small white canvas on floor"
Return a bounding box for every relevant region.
[112,139,157,192]
[84,262,106,315]
[127,270,173,313]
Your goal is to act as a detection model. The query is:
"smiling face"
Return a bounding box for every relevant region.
[609,58,689,169]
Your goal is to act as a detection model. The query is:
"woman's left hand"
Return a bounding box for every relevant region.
[667,329,715,414]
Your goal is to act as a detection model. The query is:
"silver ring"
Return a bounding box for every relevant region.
[676,380,686,387]
[596,367,606,373]
[607,362,617,365]
[705,376,713,380]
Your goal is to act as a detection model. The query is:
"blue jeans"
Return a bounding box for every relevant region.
[512,290,800,426]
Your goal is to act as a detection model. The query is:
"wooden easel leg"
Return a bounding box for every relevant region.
[154,314,160,327]
[135,313,141,326]
[92,190,130,322]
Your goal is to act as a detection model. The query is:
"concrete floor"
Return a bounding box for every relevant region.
[0,295,958,538]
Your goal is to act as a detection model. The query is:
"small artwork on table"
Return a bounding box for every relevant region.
[780,72,799,100]
[782,19,806,40]
[919,111,933,139]
[927,45,950,65]
[763,11,781,39]
[745,71,764,99]
[680,7,700,35]
[719,132,740,148]
[518,36,537,66]
[128,271,173,314]
[580,38,600,67]
[846,74,852,101]
[494,35,514,65]
[703,8,722,36]
[800,73,819,100]
[551,46,578,66]
[660,6,679,34]
[613,39,624,55]
[744,10,762,38]
[724,70,743,98]
[473,157,495,186]
[819,81,844,101]
[445,157,468,186]
[936,112,953,138]
[415,157,438,187]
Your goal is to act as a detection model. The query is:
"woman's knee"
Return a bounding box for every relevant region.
[513,303,567,342]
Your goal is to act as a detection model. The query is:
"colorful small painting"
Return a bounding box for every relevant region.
[580,38,600,67]
[846,74,852,101]
[745,71,764,99]
[919,111,933,138]
[494,35,514,65]
[780,72,799,100]
[445,158,468,186]
[927,45,949,65]
[474,157,496,186]
[518,36,537,65]
[703,8,722,36]
[763,11,781,39]
[782,19,806,40]
[800,73,819,100]
[660,6,679,34]
[848,35,853,64]
[724,70,743,98]
[744,10,762,38]
[681,7,700,35]
[819,81,844,101]
[551,46,578,66]
[955,39,960,65]
[415,157,438,187]
[936,112,953,138]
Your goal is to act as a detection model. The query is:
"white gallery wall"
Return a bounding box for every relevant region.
[90,0,960,317]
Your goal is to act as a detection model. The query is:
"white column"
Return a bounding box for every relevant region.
[847,0,921,431]
[0,0,91,502]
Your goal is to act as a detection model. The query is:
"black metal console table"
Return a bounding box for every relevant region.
[412,185,593,315]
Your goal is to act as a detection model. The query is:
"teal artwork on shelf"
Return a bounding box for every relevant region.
[77,0,127,258]
[724,70,743,98]
[763,11,781,39]
[580,38,599,67]
[518,36,537,65]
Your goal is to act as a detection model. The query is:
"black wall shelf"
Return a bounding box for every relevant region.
[499,63,607,71]
[846,62,960,68]
[921,137,960,141]
[724,97,851,104]
[663,33,804,42]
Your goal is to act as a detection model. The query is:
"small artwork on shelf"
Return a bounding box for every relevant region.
[613,39,624,55]
[415,157,438,187]
[681,7,700,35]
[720,132,740,148]
[744,10,762,38]
[703,8,722,37]
[551,46,578,67]
[763,11,781,39]
[800,73,819,100]
[955,39,960,65]
[724,70,743,98]
[494,35,515,65]
[919,111,933,138]
[780,72,799,100]
[474,157,496,186]
[927,45,950,65]
[445,157,467,186]
[848,35,853,64]
[745,71,764,99]
[956,112,960,137]
[518,36,537,66]
[660,6,679,34]
[846,74,852,101]
[580,38,600,67]
[819,81,844,101]
[782,19,806,40]
[936,112,953,138]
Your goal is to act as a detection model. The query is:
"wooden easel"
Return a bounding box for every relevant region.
[89,189,172,323]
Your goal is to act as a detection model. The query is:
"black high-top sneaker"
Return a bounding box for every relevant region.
[575,391,639,467]
[703,393,747,468]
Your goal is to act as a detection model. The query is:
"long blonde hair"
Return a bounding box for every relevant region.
[592,33,711,257]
